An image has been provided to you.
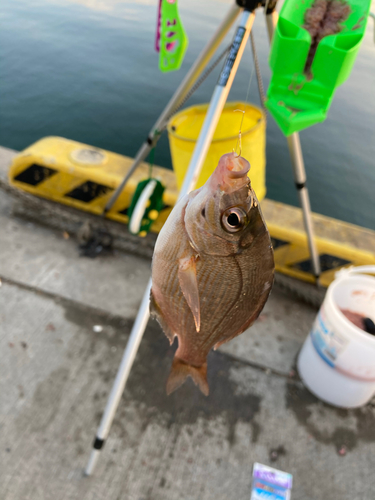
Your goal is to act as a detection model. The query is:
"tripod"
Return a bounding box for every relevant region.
[85,0,321,475]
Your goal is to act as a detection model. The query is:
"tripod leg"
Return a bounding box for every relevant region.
[85,7,256,477]
[265,10,278,42]
[286,134,321,278]
[265,8,321,281]
[85,279,152,476]
[103,3,241,214]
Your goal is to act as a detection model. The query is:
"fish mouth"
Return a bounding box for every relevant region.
[210,152,250,193]
[226,153,250,179]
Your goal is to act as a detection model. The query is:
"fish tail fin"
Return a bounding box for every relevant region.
[166,357,209,396]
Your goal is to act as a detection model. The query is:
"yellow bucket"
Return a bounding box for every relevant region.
[167,101,266,200]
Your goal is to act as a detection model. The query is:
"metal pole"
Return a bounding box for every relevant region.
[369,13,375,45]
[85,7,256,476]
[103,3,241,214]
[85,280,151,476]
[265,7,321,280]
[265,10,278,42]
[286,134,321,278]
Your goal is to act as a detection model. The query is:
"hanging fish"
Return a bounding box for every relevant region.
[150,152,274,395]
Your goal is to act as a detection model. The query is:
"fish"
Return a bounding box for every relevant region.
[150,152,274,395]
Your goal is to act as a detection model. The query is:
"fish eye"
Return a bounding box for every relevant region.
[221,207,247,233]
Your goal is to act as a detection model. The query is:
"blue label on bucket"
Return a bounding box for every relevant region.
[310,310,348,368]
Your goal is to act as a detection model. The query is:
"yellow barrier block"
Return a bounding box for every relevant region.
[9,136,178,233]
[262,200,375,288]
[9,137,375,288]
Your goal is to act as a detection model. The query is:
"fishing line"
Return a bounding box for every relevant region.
[233,37,256,157]
[148,146,155,179]
[148,129,164,179]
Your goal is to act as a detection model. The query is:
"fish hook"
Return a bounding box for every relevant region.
[233,109,245,158]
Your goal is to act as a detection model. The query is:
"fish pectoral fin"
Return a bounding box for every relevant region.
[166,357,209,396]
[149,288,175,345]
[178,255,200,332]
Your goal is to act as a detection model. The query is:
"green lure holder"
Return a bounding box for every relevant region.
[159,0,188,73]
[266,0,372,136]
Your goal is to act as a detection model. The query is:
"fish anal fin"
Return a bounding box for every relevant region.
[150,288,175,345]
[178,255,200,332]
[166,357,209,396]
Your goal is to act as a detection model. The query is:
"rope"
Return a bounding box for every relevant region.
[250,32,267,114]
[163,42,232,124]
[148,145,156,178]
[148,44,231,175]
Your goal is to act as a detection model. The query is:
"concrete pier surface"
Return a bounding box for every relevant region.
[1,146,374,500]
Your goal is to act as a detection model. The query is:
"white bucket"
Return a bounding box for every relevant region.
[297,266,375,408]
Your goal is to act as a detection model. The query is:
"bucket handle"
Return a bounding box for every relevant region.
[335,265,375,280]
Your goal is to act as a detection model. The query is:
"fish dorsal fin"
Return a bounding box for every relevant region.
[178,255,200,332]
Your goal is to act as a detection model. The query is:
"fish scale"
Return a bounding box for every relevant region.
[197,256,242,351]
